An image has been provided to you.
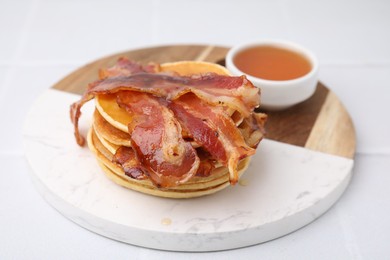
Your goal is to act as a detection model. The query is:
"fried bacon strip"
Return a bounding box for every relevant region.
[89,73,259,116]
[70,72,259,146]
[70,59,156,146]
[238,113,267,148]
[112,146,147,180]
[169,94,256,184]
[99,57,159,79]
[194,148,216,177]
[116,91,199,188]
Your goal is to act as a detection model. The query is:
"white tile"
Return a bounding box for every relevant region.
[0,67,9,91]
[331,154,390,259]
[320,66,390,154]
[0,65,77,153]
[283,0,390,63]
[21,0,290,62]
[0,0,33,60]
[5,0,390,65]
[156,0,289,46]
[21,0,156,62]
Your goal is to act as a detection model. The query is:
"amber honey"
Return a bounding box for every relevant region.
[233,45,312,80]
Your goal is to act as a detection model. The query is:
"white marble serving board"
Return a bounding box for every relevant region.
[23,89,354,251]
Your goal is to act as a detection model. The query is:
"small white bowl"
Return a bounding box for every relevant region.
[226,40,319,110]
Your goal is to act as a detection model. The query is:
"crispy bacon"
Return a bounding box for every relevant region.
[70,72,259,145]
[70,60,158,146]
[238,113,267,148]
[195,148,216,177]
[116,91,200,188]
[99,57,159,79]
[88,73,259,116]
[112,146,147,180]
[195,160,215,177]
[70,101,86,146]
[169,94,256,184]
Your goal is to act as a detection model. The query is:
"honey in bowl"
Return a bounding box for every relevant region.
[233,45,312,81]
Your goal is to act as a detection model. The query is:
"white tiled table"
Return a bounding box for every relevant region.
[1,0,389,259]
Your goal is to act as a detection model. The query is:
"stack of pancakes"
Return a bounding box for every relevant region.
[87,61,252,199]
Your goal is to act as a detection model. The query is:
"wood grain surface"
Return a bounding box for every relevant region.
[52,45,356,159]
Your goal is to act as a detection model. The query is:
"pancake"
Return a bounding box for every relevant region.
[83,60,261,198]
[161,61,231,76]
[87,128,250,198]
[93,109,131,147]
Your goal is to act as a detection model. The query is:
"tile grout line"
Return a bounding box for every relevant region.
[1,149,388,158]
[1,60,390,68]
[0,60,84,67]
[320,61,390,67]
[355,150,390,156]
[0,0,41,102]
[0,151,25,157]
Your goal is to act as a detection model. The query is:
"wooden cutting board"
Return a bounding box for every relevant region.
[52,44,356,159]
